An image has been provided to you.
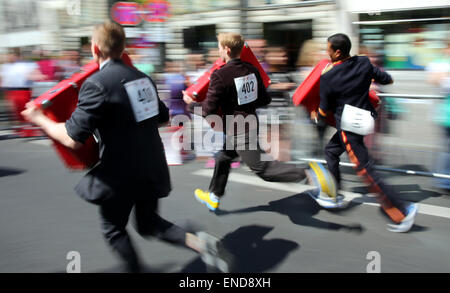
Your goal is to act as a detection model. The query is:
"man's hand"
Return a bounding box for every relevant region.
[182,91,194,104]
[311,109,328,129]
[21,102,81,150]
[21,102,45,125]
[310,110,319,124]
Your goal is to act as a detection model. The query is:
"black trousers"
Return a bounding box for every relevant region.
[324,130,409,223]
[99,194,186,272]
[209,133,307,197]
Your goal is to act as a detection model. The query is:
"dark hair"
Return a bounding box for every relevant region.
[327,33,351,57]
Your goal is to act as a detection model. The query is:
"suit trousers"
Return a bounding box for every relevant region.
[208,132,307,197]
[324,130,409,223]
[99,193,186,272]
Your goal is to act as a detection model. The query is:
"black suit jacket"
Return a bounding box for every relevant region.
[66,59,171,204]
[189,59,271,136]
[319,56,392,129]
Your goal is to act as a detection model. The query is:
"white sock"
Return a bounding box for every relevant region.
[210,192,219,201]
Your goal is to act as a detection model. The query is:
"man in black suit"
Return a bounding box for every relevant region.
[312,33,418,232]
[22,22,232,273]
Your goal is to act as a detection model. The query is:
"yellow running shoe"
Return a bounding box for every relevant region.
[195,189,220,211]
[306,162,337,199]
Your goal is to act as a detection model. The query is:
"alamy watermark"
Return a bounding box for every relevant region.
[366,251,381,273]
[169,107,280,161]
[66,251,81,273]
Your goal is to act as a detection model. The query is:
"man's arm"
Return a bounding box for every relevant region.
[21,103,82,149]
[254,71,271,108]
[148,76,170,126]
[183,71,223,117]
[316,75,332,120]
[372,65,393,85]
[64,80,106,146]
[157,98,170,127]
[23,80,106,150]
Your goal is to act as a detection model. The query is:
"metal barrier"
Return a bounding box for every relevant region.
[290,92,449,179]
[377,93,445,99]
[290,158,450,179]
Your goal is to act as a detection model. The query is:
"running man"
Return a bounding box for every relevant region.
[312,33,418,232]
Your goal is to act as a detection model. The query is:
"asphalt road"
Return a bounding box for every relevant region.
[0,136,449,273]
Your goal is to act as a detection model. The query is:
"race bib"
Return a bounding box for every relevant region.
[234,73,258,105]
[340,104,374,136]
[124,77,159,122]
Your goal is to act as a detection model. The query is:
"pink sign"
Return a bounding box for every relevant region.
[111,1,171,25]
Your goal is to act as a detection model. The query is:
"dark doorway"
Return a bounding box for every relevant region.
[263,20,313,70]
[183,25,217,53]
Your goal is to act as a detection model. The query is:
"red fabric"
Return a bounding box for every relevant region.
[5,90,31,123]
[32,53,134,170]
[184,59,225,102]
[292,59,329,110]
[37,59,57,81]
[240,43,271,88]
[185,44,271,102]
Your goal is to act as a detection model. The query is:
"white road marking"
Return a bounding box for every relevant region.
[28,139,51,146]
[192,169,450,220]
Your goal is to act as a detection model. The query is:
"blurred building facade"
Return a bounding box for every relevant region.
[165,0,449,70]
[348,0,449,70]
[0,0,110,53]
[0,0,448,69]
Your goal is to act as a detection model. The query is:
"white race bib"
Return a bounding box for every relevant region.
[234,73,258,105]
[340,104,374,136]
[124,77,159,122]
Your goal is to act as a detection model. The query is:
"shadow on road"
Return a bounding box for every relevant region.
[215,193,364,234]
[353,184,441,203]
[180,225,299,273]
[0,167,25,177]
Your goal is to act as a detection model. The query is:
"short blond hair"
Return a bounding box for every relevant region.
[217,32,244,58]
[297,40,321,67]
[92,22,126,59]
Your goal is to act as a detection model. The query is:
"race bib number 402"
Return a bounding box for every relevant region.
[124,77,159,122]
[234,73,258,105]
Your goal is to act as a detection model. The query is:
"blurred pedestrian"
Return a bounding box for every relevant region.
[358,45,387,163]
[183,32,343,212]
[296,40,325,82]
[246,39,269,72]
[258,46,297,161]
[56,50,81,80]
[296,40,328,157]
[21,22,233,273]
[0,48,41,89]
[32,49,59,100]
[185,52,207,86]
[164,59,189,117]
[427,41,450,191]
[312,33,418,232]
[129,48,155,76]
[0,48,43,137]
[34,49,58,82]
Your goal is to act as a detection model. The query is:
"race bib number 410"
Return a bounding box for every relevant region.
[234,73,258,105]
[124,77,159,122]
